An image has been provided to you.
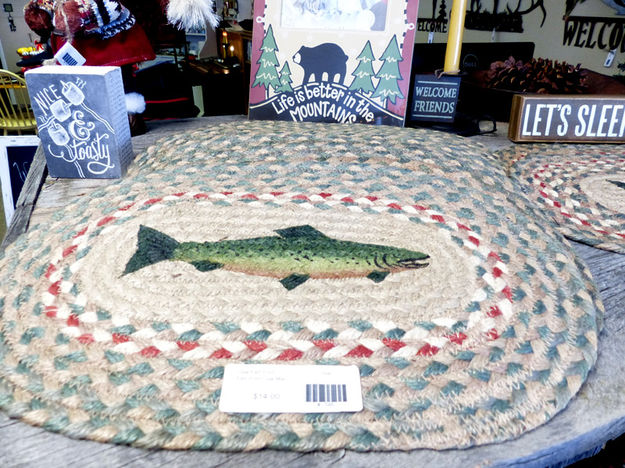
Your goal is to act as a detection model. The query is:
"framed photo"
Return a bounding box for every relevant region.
[248,0,420,126]
[0,136,39,226]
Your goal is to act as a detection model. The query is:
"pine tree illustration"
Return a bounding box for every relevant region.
[349,41,376,95]
[372,36,405,107]
[251,25,281,99]
[277,62,294,93]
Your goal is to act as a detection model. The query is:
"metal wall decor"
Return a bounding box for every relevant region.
[465,0,546,33]
[417,0,449,33]
[562,15,625,52]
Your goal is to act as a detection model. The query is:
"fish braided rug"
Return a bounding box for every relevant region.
[0,122,603,451]
[499,144,625,253]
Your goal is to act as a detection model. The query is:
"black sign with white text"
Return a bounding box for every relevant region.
[410,74,461,123]
[509,94,625,143]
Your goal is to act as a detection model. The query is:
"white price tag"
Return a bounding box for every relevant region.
[219,364,363,413]
[605,49,616,68]
[54,42,86,66]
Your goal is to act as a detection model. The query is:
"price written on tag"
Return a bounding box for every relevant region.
[219,364,363,413]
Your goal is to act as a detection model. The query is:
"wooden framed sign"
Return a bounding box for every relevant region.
[508,94,625,143]
[248,0,420,126]
[0,136,39,226]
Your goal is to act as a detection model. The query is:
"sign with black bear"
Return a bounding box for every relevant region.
[248,0,420,126]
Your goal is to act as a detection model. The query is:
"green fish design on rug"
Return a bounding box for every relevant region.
[124,225,430,290]
[608,179,625,190]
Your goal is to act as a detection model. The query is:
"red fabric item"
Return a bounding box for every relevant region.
[23,1,54,39]
[120,0,169,48]
[51,24,155,67]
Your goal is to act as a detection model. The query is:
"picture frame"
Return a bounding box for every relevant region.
[248,0,420,126]
[0,135,39,226]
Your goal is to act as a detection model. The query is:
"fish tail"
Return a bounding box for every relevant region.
[123,225,179,275]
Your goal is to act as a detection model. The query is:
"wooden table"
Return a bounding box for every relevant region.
[1,117,624,467]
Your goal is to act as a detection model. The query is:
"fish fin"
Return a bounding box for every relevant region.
[367,270,390,283]
[280,273,310,290]
[275,225,328,239]
[190,261,223,272]
[124,225,179,275]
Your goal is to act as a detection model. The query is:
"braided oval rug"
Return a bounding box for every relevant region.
[129,121,499,178]
[0,122,603,451]
[499,144,625,253]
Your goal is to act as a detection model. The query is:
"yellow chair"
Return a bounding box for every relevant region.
[0,69,37,135]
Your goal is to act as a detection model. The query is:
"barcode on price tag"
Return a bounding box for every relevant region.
[54,42,86,66]
[219,364,363,413]
[306,383,347,403]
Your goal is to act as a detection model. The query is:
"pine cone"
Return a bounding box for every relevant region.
[485,57,588,94]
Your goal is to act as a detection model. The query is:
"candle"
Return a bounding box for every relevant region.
[444,0,468,74]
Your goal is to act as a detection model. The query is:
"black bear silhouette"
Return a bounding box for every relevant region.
[293,43,349,85]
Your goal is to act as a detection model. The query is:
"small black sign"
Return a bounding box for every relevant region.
[0,137,38,226]
[410,74,461,123]
[7,145,36,208]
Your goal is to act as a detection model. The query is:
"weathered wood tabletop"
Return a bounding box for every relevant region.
[1,117,624,468]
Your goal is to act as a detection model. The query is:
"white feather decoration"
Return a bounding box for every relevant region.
[167,0,220,30]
